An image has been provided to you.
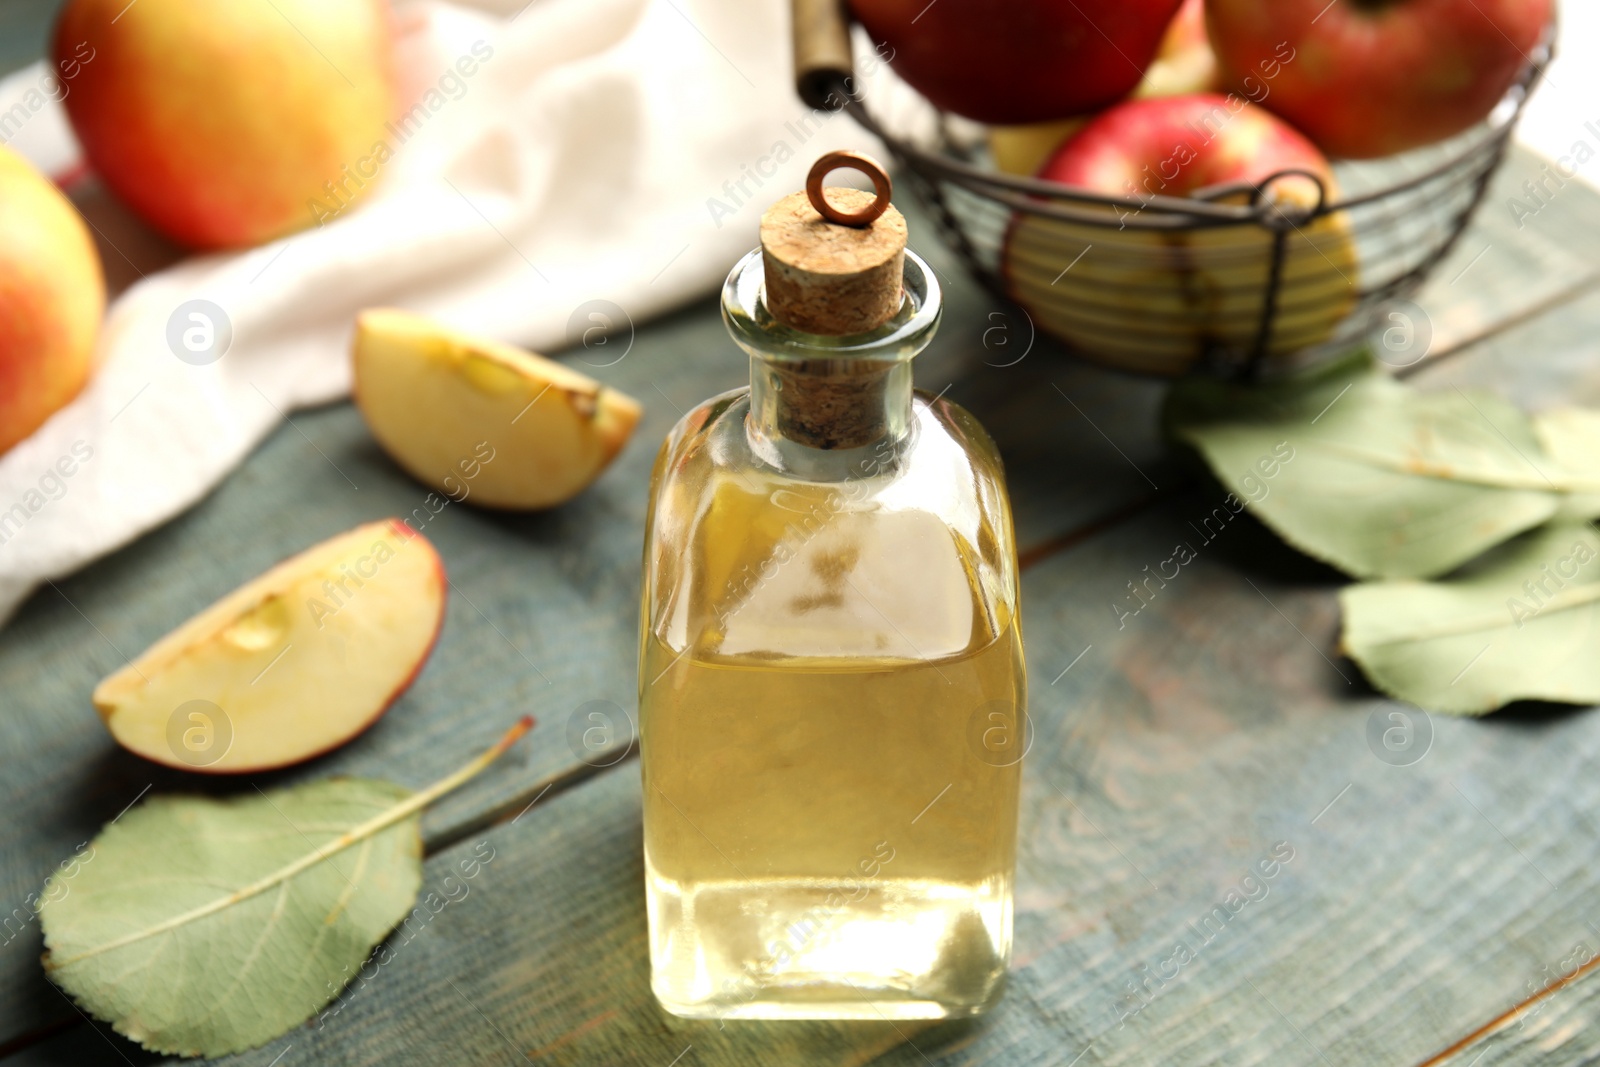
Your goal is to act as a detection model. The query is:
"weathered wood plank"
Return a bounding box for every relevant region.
[0,2,64,78]
[1430,946,1600,1066]
[1409,147,1600,364]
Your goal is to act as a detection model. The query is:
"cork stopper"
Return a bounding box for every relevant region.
[752,152,911,452]
[760,151,907,336]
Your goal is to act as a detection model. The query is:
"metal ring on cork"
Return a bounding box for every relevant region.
[805,150,892,227]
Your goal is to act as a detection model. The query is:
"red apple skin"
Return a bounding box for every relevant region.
[0,146,104,456]
[848,0,1185,124]
[1038,92,1335,202]
[1207,0,1550,159]
[54,0,394,249]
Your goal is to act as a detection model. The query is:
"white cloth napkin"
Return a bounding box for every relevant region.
[0,0,887,626]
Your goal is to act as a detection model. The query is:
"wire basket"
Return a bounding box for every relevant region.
[792,5,1554,378]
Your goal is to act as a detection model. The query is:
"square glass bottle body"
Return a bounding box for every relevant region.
[638,251,1026,1019]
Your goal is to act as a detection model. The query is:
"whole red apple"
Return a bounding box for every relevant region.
[848,0,1185,124]
[1207,0,1550,158]
[1002,94,1358,373]
[55,0,394,249]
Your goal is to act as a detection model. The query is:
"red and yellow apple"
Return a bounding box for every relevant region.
[54,0,394,249]
[1002,93,1358,374]
[353,310,643,510]
[849,0,1184,125]
[0,145,104,455]
[1207,0,1550,158]
[94,520,445,773]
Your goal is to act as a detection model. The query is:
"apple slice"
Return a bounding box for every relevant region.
[353,309,643,509]
[93,520,445,774]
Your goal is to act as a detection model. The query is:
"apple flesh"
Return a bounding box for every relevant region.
[989,0,1217,177]
[849,0,1184,125]
[353,309,643,510]
[1207,0,1550,158]
[93,520,444,773]
[1003,94,1358,374]
[54,0,394,249]
[0,145,105,455]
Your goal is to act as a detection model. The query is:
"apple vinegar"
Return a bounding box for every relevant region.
[638,155,1025,1019]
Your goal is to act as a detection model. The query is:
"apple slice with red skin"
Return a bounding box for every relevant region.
[353,309,643,511]
[93,520,445,774]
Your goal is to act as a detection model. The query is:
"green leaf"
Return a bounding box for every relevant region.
[39,718,532,1058]
[1165,350,1600,579]
[1535,407,1600,520]
[1339,523,1600,714]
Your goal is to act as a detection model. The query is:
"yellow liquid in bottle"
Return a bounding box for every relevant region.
[640,464,1024,1019]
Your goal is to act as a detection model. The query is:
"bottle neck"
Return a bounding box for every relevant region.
[721,247,942,478]
[748,355,913,453]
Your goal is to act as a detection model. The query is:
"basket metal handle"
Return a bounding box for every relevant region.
[792,0,854,109]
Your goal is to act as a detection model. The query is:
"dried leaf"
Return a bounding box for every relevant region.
[1165,351,1600,579]
[1340,524,1600,714]
[39,718,531,1058]
[1534,407,1600,520]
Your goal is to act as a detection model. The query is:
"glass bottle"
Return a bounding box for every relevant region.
[638,153,1025,1020]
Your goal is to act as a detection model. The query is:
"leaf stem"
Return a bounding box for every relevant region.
[405,715,534,814]
[48,717,535,971]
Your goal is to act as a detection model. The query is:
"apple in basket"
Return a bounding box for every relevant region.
[1206,0,1551,158]
[848,0,1185,125]
[989,0,1219,177]
[1001,93,1358,376]
[53,0,394,249]
[0,145,104,456]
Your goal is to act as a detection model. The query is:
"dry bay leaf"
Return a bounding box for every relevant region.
[1534,406,1600,520]
[1340,524,1600,714]
[1165,351,1600,579]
